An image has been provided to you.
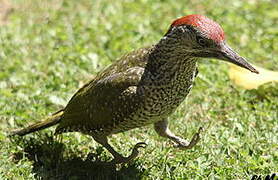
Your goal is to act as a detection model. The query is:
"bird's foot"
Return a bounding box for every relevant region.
[110,142,147,164]
[174,127,203,149]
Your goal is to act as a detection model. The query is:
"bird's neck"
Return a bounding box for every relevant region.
[146,37,197,83]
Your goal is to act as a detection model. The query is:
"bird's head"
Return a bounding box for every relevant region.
[165,14,258,73]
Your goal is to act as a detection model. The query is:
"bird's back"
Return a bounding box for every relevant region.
[55,47,154,135]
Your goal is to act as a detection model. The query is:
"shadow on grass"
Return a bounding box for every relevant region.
[11,133,145,180]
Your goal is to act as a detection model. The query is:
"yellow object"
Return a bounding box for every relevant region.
[228,64,278,89]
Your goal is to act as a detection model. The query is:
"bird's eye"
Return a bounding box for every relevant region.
[196,36,206,46]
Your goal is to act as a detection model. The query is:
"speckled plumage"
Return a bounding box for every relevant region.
[12,14,258,164]
[56,44,198,136]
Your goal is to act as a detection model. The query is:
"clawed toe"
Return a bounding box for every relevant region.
[173,139,190,148]
[134,142,147,149]
[110,142,147,164]
[175,127,203,149]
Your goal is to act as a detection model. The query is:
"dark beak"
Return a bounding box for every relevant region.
[217,42,259,74]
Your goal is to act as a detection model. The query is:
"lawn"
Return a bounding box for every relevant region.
[0,0,277,179]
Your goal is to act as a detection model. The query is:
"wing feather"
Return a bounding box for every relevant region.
[55,47,153,133]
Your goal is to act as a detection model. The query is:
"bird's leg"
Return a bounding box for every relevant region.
[93,135,146,164]
[154,119,202,149]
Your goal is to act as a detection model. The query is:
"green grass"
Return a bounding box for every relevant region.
[0,0,277,179]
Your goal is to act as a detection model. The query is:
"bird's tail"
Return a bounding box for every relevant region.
[10,109,64,136]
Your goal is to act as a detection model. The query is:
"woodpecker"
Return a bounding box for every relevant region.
[11,14,258,164]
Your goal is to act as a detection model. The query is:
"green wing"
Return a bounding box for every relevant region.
[56,47,152,133]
